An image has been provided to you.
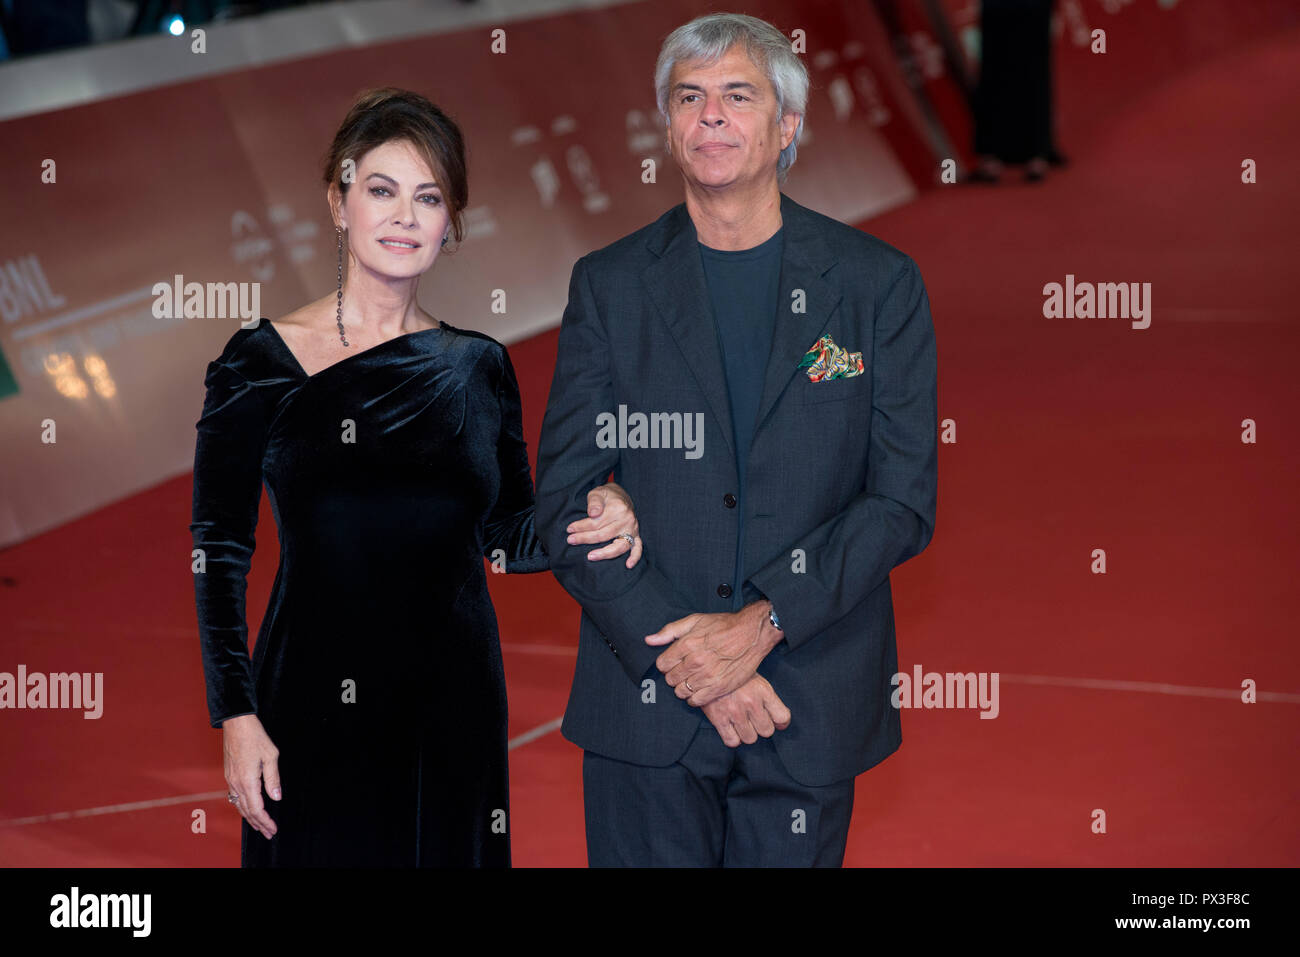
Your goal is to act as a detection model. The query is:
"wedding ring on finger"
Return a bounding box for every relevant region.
[618,533,635,547]
[227,793,240,805]
[685,679,696,693]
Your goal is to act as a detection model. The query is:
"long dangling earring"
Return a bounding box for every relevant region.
[335,225,349,346]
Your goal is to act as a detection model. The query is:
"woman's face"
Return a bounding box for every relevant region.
[335,139,452,281]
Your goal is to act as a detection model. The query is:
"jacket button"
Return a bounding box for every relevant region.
[722,493,737,508]
[717,583,732,598]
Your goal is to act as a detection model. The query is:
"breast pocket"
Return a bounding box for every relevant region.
[797,372,869,405]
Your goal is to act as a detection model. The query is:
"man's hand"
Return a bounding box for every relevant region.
[645,601,784,707]
[701,674,792,747]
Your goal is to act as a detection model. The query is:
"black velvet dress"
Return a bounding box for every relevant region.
[190,318,547,867]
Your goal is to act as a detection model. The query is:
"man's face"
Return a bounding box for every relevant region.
[665,44,797,193]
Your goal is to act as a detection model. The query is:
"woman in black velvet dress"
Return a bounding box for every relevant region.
[191,88,643,867]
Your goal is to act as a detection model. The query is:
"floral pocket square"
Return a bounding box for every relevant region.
[797,334,864,382]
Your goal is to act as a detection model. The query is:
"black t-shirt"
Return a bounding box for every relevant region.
[698,226,784,608]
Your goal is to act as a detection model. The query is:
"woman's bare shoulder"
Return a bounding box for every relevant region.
[272,297,331,333]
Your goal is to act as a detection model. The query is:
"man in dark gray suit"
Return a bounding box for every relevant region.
[534,12,937,866]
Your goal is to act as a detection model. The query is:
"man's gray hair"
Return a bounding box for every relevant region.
[654,13,809,183]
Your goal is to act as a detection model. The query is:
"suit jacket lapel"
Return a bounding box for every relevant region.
[755,193,841,432]
[642,205,736,460]
[640,193,842,465]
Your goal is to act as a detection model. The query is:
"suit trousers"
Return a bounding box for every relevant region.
[582,713,856,866]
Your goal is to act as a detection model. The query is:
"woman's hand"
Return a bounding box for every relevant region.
[567,481,643,568]
[222,713,281,840]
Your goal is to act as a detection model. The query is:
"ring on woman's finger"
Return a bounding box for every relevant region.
[227,792,240,805]
[618,533,634,547]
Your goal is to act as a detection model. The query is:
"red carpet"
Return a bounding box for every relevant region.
[1,26,1296,867]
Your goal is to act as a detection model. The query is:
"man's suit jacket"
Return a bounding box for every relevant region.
[534,192,937,787]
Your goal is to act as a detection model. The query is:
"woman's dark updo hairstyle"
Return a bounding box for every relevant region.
[321,87,469,245]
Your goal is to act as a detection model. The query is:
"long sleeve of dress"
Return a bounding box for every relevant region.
[482,343,549,574]
[190,353,269,727]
